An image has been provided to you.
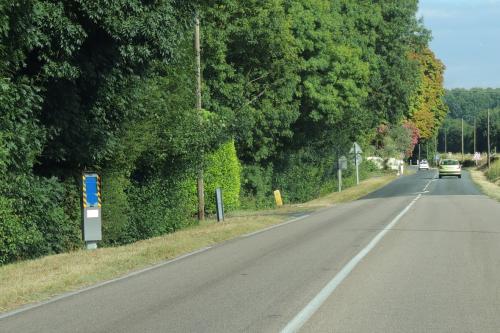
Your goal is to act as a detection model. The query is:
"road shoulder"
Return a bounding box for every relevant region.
[469,168,500,201]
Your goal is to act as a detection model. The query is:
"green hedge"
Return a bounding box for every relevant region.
[204,140,241,213]
[0,197,35,264]
[128,176,198,240]
[100,171,198,245]
[0,175,81,264]
[101,171,134,245]
[273,151,336,203]
[93,141,242,246]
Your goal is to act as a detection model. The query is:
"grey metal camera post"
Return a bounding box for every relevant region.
[82,172,102,250]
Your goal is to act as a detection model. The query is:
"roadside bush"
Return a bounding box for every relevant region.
[10,176,81,256]
[0,175,80,264]
[273,150,336,204]
[240,153,381,209]
[128,175,197,240]
[101,171,135,245]
[240,164,275,209]
[0,196,39,264]
[485,158,500,183]
[360,159,379,177]
[204,141,241,213]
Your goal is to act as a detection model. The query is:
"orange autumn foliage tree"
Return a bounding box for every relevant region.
[409,48,448,140]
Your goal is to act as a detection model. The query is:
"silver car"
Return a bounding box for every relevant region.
[438,159,461,178]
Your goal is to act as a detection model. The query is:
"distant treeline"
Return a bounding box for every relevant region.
[440,89,499,153]
[0,1,446,264]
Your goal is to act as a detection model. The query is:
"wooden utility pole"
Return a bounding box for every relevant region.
[195,16,205,221]
[461,118,464,162]
[488,109,491,169]
[354,143,359,185]
[195,17,202,111]
[473,118,477,153]
[445,128,447,154]
[434,135,438,166]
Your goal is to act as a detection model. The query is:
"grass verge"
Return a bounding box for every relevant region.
[0,173,397,313]
[470,168,500,202]
[484,158,500,184]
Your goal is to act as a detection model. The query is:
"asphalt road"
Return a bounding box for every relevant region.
[1,169,499,333]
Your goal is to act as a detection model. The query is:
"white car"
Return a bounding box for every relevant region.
[418,159,429,170]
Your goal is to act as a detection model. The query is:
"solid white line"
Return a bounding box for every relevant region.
[0,246,212,320]
[280,194,423,333]
[423,176,437,192]
[241,214,310,238]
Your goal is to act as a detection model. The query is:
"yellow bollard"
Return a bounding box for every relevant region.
[274,190,283,207]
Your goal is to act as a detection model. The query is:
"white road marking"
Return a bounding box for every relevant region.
[281,188,428,333]
[423,176,437,191]
[412,190,429,195]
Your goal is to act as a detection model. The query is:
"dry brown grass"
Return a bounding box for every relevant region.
[470,168,500,201]
[0,173,396,313]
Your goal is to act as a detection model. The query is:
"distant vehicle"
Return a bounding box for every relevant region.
[418,159,429,170]
[438,159,461,178]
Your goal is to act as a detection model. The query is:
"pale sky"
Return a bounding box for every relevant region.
[418,0,500,89]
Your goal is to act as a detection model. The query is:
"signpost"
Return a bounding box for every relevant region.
[349,142,362,185]
[473,152,481,166]
[82,173,102,250]
[338,156,347,192]
[434,153,441,166]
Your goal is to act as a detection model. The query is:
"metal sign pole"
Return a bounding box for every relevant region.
[338,168,342,192]
[338,155,347,192]
[488,109,491,169]
[349,143,362,186]
[354,143,359,185]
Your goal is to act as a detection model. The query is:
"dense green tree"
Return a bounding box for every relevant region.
[286,0,370,151]
[200,0,301,164]
[476,108,500,153]
[439,118,473,154]
[445,88,500,122]
[441,89,499,153]
[353,0,428,124]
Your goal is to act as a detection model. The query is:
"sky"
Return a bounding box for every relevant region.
[418,0,500,89]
